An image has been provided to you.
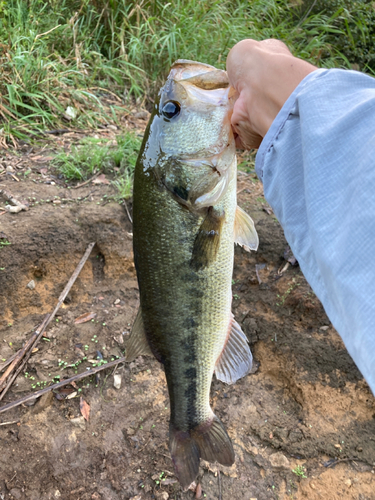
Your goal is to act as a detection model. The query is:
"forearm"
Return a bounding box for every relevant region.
[256,68,375,393]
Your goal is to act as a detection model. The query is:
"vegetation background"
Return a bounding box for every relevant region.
[0,0,374,184]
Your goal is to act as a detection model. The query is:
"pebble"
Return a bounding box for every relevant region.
[344,479,352,487]
[27,280,36,290]
[269,452,290,470]
[6,205,23,213]
[9,488,22,499]
[113,374,121,389]
[70,416,86,430]
[114,298,120,305]
[6,165,14,172]
[155,492,169,500]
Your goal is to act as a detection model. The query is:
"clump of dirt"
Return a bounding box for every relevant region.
[0,136,374,500]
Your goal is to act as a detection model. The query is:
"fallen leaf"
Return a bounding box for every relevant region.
[80,397,90,421]
[92,174,110,185]
[66,391,78,399]
[53,386,76,400]
[31,155,53,162]
[74,311,97,324]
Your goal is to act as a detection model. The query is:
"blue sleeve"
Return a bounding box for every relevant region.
[255,68,375,394]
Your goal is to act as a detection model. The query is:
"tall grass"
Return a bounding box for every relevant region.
[0,0,373,143]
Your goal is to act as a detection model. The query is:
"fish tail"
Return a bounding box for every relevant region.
[169,415,234,490]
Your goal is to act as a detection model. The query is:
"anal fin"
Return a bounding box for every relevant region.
[215,315,253,384]
[125,307,153,361]
[234,205,259,252]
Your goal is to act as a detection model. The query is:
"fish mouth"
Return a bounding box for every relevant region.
[169,59,229,89]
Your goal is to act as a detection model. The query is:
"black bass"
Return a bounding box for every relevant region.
[127,60,258,489]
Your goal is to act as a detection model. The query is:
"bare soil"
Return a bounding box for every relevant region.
[0,123,374,500]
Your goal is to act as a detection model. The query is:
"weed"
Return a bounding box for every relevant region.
[292,465,307,479]
[1,0,369,144]
[276,278,300,307]
[51,131,141,196]
[0,240,11,250]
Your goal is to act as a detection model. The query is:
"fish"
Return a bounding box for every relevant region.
[126,59,259,489]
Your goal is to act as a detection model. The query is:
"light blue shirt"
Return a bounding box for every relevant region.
[256,69,375,394]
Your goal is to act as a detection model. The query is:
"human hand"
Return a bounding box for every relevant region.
[226,39,317,149]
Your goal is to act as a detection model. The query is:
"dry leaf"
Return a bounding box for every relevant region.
[74,311,97,324]
[31,155,53,162]
[80,397,90,421]
[66,391,78,400]
[92,174,110,185]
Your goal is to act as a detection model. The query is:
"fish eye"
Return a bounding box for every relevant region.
[161,101,181,120]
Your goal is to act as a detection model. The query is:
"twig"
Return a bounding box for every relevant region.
[0,242,95,399]
[0,353,17,373]
[46,242,95,323]
[218,469,222,500]
[236,186,248,195]
[0,420,19,426]
[73,172,102,189]
[324,457,362,469]
[0,357,126,414]
[44,129,71,136]
[0,315,50,395]
[122,200,133,224]
[0,316,51,401]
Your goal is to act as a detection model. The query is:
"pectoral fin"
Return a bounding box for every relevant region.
[215,315,253,384]
[234,205,259,252]
[126,307,153,361]
[190,207,224,271]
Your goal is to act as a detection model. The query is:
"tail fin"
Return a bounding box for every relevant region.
[169,416,234,490]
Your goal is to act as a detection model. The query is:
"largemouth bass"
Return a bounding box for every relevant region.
[127,60,258,489]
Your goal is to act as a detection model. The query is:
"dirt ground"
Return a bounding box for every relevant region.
[0,119,374,500]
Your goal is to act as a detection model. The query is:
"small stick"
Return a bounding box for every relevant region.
[0,315,49,394]
[0,357,125,414]
[0,353,17,373]
[236,186,248,195]
[0,316,50,401]
[0,242,95,398]
[122,200,133,224]
[0,189,27,210]
[218,469,222,500]
[0,420,19,426]
[324,457,362,469]
[73,172,102,189]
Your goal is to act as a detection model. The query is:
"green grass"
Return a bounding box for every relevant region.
[0,0,374,144]
[51,130,142,198]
